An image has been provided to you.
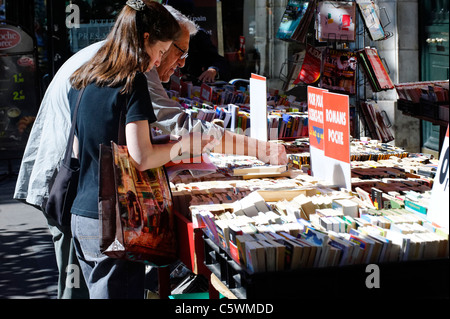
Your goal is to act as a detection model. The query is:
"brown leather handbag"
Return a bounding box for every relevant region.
[98,106,177,266]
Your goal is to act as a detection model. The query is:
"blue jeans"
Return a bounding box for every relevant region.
[71,214,145,299]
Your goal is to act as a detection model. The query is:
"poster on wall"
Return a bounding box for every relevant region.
[427,126,449,231]
[0,24,38,155]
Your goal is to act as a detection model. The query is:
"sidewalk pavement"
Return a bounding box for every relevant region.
[0,158,58,299]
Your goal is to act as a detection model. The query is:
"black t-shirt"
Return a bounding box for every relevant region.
[68,72,156,219]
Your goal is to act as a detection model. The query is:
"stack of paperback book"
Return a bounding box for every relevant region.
[192,187,448,273]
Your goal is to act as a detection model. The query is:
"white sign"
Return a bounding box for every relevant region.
[250,74,268,141]
[428,126,449,231]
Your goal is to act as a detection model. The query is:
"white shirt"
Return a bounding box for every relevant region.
[14,41,103,208]
[145,68,224,140]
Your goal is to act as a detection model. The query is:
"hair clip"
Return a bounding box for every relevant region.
[126,0,146,11]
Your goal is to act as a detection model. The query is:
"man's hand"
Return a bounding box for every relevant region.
[198,68,217,83]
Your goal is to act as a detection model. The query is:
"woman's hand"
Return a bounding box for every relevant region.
[177,132,216,158]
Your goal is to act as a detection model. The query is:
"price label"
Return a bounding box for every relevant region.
[13,73,25,83]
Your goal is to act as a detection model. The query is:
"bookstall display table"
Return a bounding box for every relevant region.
[169,147,449,300]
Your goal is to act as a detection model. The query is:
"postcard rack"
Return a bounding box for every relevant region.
[203,234,449,299]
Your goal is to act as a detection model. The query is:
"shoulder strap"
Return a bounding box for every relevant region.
[64,88,85,164]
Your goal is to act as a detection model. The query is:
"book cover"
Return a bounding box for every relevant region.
[200,83,213,102]
[316,1,356,42]
[320,48,357,94]
[371,187,384,210]
[359,101,379,140]
[356,0,385,41]
[357,50,380,91]
[276,0,311,40]
[294,44,322,85]
[366,100,395,142]
[215,219,230,250]
[292,0,318,42]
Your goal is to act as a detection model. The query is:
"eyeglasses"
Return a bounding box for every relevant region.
[173,43,189,60]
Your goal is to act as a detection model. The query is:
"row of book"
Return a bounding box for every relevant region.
[395,80,449,104]
[183,102,311,140]
[192,187,448,273]
[277,0,387,43]
[171,81,306,112]
[349,138,409,161]
[169,82,249,106]
[288,138,410,168]
[168,142,434,187]
[182,101,392,146]
[269,112,309,140]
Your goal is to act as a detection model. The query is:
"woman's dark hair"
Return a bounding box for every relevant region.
[70,1,181,94]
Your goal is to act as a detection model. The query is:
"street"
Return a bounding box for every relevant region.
[0,159,58,299]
